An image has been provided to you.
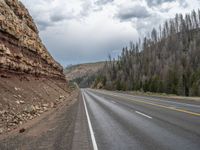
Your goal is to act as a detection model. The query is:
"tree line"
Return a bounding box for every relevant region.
[94,9,200,96]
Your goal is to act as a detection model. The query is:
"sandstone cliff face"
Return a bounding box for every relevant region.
[0,0,73,135]
[0,0,64,78]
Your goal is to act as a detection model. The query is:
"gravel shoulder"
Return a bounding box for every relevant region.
[0,90,81,150]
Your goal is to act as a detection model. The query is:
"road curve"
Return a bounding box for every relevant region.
[81,89,200,150]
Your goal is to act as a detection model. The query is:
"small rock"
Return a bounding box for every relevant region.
[43,107,48,111]
[19,128,25,133]
[59,95,65,100]
[24,105,36,114]
[14,87,20,91]
[16,100,20,104]
[42,103,49,107]
[16,100,25,104]
[35,105,40,110]
[20,100,25,104]
[50,102,55,108]
[0,74,8,78]
[0,128,4,134]
[0,110,6,115]
[29,116,33,120]
[39,110,44,114]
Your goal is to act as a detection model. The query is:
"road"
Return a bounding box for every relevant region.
[0,89,199,150]
[82,89,200,150]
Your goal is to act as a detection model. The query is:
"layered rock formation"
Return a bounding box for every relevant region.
[0,0,64,78]
[0,0,73,135]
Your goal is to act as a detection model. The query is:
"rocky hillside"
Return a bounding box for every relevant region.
[65,62,105,81]
[0,0,72,135]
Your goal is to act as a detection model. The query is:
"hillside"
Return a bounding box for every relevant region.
[0,0,72,134]
[95,10,200,96]
[65,62,105,80]
[64,62,105,88]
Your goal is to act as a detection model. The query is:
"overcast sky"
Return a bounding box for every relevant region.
[20,0,200,67]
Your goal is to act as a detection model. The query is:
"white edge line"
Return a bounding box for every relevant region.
[82,91,98,150]
[135,111,152,119]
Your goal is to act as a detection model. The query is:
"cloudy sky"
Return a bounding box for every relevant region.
[20,0,200,67]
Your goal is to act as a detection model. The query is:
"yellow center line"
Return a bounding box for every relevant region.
[95,90,200,117]
[125,97,200,117]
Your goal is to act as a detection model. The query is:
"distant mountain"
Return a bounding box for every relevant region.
[64,62,105,87]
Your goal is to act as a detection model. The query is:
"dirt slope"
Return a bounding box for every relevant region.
[0,90,79,150]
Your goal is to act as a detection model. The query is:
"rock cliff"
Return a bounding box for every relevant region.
[0,0,74,135]
[0,0,64,78]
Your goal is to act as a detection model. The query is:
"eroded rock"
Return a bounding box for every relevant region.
[0,0,65,79]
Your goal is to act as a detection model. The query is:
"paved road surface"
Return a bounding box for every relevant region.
[82,89,200,150]
[1,89,199,150]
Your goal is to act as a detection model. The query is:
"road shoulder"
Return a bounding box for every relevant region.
[0,90,79,150]
[72,91,93,150]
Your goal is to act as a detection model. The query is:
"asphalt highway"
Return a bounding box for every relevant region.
[81,89,200,150]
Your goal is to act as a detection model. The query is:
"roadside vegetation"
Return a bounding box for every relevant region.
[94,9,200,96]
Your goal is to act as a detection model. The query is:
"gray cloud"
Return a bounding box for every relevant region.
[179,0,189,8]
[117,5,151,21]
[36,20,53,31]
[36,11,75,31]
[35,15,69,31]
[145,0,188,8]
[145,0,175,6]
[80,1,92,16]
[95,0,114,5]
[50,14,66,22]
